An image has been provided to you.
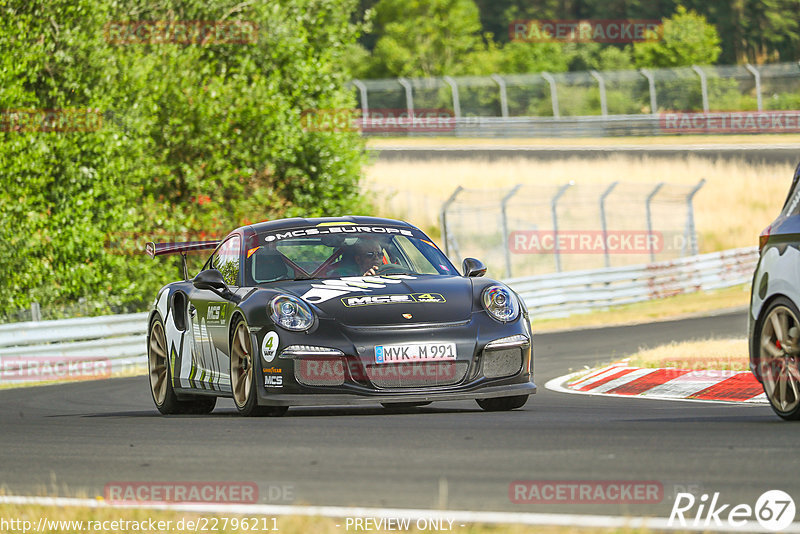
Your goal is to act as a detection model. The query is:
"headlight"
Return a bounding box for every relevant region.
[270,295,314,331]
[482,284,520,322]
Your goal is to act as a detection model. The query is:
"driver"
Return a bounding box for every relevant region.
[328,237,384,277]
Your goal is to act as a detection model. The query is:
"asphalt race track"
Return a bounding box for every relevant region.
[1,309,796,519]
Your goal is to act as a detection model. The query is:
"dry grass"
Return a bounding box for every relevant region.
[367,134,800,147]
[626,338,749,371]
[0,365,146,390]
[533,284,749,333]
[364,155,792,252]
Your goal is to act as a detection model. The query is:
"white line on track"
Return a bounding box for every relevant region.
[2,495,799,533]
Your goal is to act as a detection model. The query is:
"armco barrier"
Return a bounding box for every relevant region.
[0,312,148,381]
[0,247,758,382]
[506,247,758,318]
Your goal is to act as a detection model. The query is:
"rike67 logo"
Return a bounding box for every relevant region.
[669,490,796,531]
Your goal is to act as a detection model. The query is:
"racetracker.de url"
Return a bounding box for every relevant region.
[0,516,280,533]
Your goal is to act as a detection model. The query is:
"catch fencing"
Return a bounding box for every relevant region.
[441,180,705,279]
[350,62,800,137]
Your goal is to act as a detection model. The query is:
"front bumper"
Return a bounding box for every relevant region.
[257,381,536,406]
[251,312,535,407]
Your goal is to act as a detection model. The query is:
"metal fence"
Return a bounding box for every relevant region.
[351,62,800,137]
[0,313,147,383]
[441,180,704,279]
[507,247,757,319]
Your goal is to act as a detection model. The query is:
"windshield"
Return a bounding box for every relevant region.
[246,227,456,283]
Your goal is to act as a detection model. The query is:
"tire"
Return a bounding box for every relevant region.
[756,297,800,420]
[476,395,528,412]
[230,317,288,417]
[148,316,217,415]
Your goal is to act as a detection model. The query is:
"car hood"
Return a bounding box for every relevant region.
[281,275,475,325]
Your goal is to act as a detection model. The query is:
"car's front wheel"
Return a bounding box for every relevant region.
[476,395,528,412]
[757,297,800,420]
[148,316,216,415]
[230,318,288,417]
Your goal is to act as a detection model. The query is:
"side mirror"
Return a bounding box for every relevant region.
[193,269,228,292]
[462,258,486,278]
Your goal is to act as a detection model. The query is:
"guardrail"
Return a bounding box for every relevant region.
[0,313,148,383]
[506,247,758,319]
[0,247,758,383]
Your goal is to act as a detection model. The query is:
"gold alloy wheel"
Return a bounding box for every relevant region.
[231,322,253,408]
[760,304,800,415]
[148,320,169,406]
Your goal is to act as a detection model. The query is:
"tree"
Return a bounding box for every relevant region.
[367,0,487,78]
[0,0,367,314]
[632,7,722,67]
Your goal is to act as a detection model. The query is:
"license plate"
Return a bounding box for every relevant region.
[374,342,457,364]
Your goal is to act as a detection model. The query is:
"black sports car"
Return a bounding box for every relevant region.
[146,216,535,416]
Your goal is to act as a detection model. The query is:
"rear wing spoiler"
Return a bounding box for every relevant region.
[145,240,220,259]
[146,240,220,280]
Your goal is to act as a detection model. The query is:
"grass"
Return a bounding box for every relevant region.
[367,134,800,147]
[625,338,749,372]
[364,155,791,253]
[533,284,749,333]
[0,502,661,534]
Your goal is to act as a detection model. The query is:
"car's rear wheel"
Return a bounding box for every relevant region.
[148,316,216,415]
[230,318,288,417]
[476,395,528,412]
[758,298,800,420]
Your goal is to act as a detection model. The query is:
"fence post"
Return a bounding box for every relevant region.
[640,69,657,114]
[590,70,608,117]
[31,302,42,322]
[440,186,463,259]
[541,72,560,118]
[351,79,369,117]
[443,76,461,118]
[551,182,573,272]
[397,77,415,118]
[691,65,710,113]
[745,64,763,111]
[599,181,619,268]
[491,74,509,118]
[500,184,522,278]
[646,182,665,262]
[684,178,706,256]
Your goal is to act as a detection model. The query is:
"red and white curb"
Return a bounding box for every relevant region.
[546,361,768,404]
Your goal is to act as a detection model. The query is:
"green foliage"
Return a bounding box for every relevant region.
[633,7,722,68]
[0,0,367,316]
[367,0,488,78]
